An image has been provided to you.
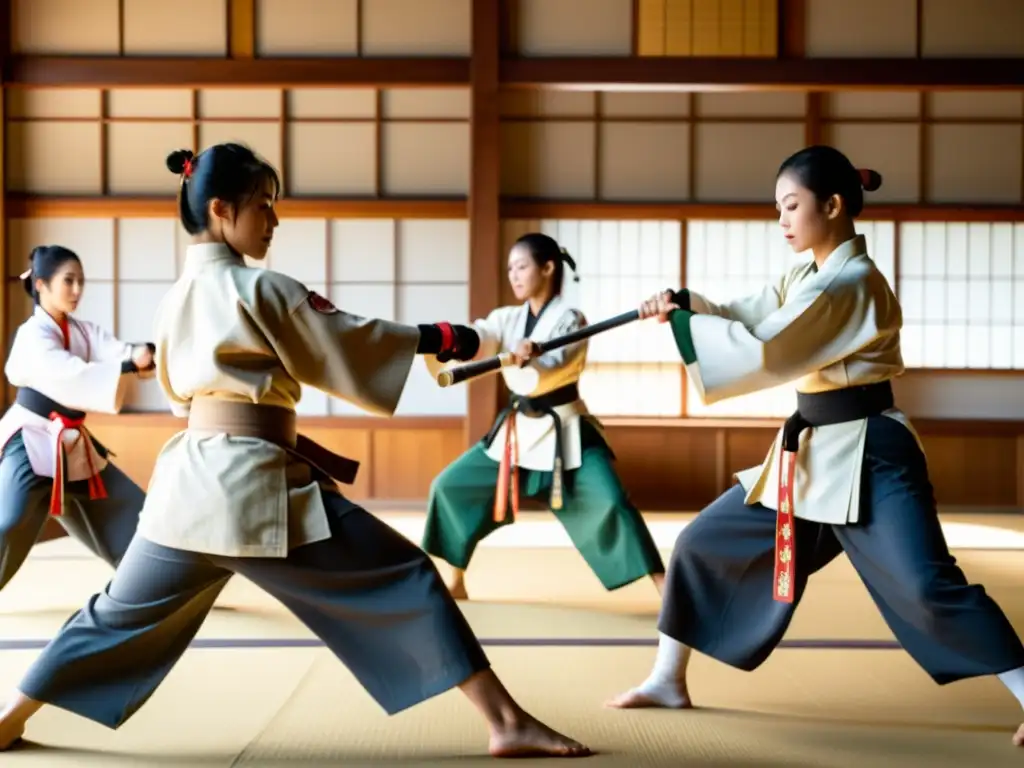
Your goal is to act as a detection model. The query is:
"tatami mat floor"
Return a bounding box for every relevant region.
[0,509,1022,766]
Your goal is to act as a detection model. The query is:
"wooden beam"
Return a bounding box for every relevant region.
[8,197,1024,223]
[467,0,502,450]
[6,196,467,219]
[83,411,1024,437]
[7,55,1024,91]
[779,0,805,58]
[499,200,1024,222]
[4,56,470,87]
[500,56,1024,91]
[228,0,256,59]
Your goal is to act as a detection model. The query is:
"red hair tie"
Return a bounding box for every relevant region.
[183,158,194,179]
[857,168,871,188]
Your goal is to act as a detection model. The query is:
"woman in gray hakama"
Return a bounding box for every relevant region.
[607,146,1024,748]
[0,245,155,593]
[0,143,592,759]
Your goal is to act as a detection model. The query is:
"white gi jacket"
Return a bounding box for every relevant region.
[136,243,421,558]
[674,235,920,525]
[0,306,133,481]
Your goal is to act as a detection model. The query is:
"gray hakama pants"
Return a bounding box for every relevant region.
[17,491,491,729]
[0,431,143,590]
[659,415,1024,685]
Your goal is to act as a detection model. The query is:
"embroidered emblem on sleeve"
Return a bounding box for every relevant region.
[307,292,339,315]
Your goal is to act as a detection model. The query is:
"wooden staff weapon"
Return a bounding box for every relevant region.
[436,309,641,388]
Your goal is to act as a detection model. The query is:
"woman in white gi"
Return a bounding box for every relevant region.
[607,145,1024,747]
[0,244,154,592]
[0,143,591,759]
[422,233,665,600]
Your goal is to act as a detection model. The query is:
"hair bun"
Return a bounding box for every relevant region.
[166,149,195,175]
[858,168,883,192]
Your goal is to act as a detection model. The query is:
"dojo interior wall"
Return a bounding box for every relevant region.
[3,0,1024,510]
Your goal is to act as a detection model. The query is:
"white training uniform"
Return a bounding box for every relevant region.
[0,306,134,482]
[137,242,421,558]
[675,234,918,525]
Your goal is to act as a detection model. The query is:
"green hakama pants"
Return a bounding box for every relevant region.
[421,418,664,591]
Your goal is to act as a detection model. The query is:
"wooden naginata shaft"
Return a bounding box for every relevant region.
[436,309,641,387]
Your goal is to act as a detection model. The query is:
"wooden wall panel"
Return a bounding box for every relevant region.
[601,424,721,506]
[79,415,1024,511]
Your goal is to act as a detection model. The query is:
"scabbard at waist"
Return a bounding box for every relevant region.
[772,379,895,605]
[186,398,359,485]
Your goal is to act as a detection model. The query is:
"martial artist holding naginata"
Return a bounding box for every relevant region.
[607,145,1024,749]
[422,232,665,601]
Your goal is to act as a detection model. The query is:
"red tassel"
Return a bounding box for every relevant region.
[773,448,797,603]
[47,411,105,515]
[493,413,519,523]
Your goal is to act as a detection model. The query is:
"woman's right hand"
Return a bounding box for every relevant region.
[638,290,680,323]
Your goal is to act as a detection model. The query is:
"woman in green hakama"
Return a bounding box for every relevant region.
[421,233,665,601]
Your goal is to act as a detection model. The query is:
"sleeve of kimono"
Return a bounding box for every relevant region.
[529,309,586,371]
[469,308,506,360]
[421,307,506,382]
[676,277,785,328]
[668,278,884,405]
[256,276,420,418]
[79,320,133,363]
[4,326,127,413]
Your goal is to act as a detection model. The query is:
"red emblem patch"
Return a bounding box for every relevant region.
[307,291,339,315]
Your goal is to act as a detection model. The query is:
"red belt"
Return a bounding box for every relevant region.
[49,412,107,517]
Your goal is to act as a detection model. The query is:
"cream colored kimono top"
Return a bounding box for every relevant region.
[136,243,420,558]
[428,295,592,472]
[672,235,918,525]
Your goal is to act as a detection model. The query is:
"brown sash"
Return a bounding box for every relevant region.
[186,398,359,485]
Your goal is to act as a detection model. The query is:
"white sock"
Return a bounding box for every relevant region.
[633,632,690,707]
[998,666,1024,710]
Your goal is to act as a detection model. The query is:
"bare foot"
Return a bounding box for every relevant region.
[605,682,692,710]
[489,713,592,758]
[1013,722,1024,747]
[0,721,25,751]
[447,581,468,601]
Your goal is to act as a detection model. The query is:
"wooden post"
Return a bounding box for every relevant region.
[0,0,10,410]
[467,0,502,448]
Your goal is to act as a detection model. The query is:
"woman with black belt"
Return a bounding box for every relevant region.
[0,244,153,592]
[607,145,1024,748]
[422,233,665,601]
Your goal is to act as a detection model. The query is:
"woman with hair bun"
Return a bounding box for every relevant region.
[0,143,591,759]
[423,232,665,602]
[0,245,154,593]
[608,145,1024,748]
